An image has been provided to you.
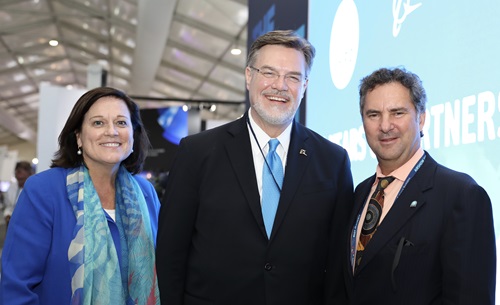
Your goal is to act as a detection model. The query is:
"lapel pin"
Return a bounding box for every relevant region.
[299,149,307,156]
[410,201,417,208]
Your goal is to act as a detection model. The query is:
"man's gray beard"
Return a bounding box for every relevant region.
[252,102,296,126]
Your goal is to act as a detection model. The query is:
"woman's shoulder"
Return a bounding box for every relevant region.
[132,174,155,193]
[26,167,71,185]
[19,167,73,209]
[131,174,160,211]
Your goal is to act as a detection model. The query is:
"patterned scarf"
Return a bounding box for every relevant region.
[67,165,159,305]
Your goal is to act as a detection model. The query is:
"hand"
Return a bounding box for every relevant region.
[5,215,11,226]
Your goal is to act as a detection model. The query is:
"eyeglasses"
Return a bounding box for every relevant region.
[249,66,306,85]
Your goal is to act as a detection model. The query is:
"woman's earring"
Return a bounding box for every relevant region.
[77,147,82,155]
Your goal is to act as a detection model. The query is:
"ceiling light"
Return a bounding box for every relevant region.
[209,104,217,112]
[49,39,59,47]
[230,47,242,55]
[34,69,46,76]
[14,73,26,81]
[97,59,109,66]
[20,85,33,93]
[6,60,16,68]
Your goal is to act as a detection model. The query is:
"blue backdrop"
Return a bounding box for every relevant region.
[307,0,500,289]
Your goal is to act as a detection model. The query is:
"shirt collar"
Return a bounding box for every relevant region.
[375,148,425,183]
[248,108,292,154]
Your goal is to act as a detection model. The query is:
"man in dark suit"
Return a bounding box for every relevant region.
[346,67,496,304]
[156,30,354,305]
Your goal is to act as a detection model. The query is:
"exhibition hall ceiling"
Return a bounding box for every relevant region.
[0,0,248,146]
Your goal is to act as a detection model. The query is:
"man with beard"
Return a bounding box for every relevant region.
[156,30,354,305]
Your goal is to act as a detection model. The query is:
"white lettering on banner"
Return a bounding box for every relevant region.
[462,95,476,145]
[478,91,496,141]
[443,99,460,147]
[329,90,500,161]
[329,126,367,161]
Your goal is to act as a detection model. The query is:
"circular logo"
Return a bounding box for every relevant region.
[329,0,360,90]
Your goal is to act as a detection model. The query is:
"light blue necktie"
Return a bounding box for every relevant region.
[262,139,284,238]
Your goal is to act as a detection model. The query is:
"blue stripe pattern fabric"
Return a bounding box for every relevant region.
[67,165,159,305]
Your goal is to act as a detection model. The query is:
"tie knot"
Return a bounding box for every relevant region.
[377,176,395,190]
[268,139,280,154]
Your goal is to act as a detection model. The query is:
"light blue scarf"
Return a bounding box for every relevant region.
[67,165,159,305]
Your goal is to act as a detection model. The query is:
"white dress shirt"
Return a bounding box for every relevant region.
[247,108,292,201]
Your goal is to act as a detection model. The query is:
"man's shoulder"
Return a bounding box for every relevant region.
[433,162,477,185]
[181,116,245,146]
[423,153,475,183]
[299,124,346,152]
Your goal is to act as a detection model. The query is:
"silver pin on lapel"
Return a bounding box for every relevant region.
[410,201,417,208]
[299,149,307,156]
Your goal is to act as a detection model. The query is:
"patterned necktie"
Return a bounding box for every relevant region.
[262,139,283,238]
[356,176,395,268]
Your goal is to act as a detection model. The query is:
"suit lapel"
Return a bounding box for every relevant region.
[224,113,266,236]
[355,154,436,273]
[270,122,310,240]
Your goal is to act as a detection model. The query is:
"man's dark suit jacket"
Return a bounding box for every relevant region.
[156,112,354,305]
[346,152,496,305]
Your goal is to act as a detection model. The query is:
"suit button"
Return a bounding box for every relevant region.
[264,263,273,271]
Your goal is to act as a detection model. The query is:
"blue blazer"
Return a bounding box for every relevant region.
[0,167,160,305]
[346,152,496,305]
[156,112,354,305]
